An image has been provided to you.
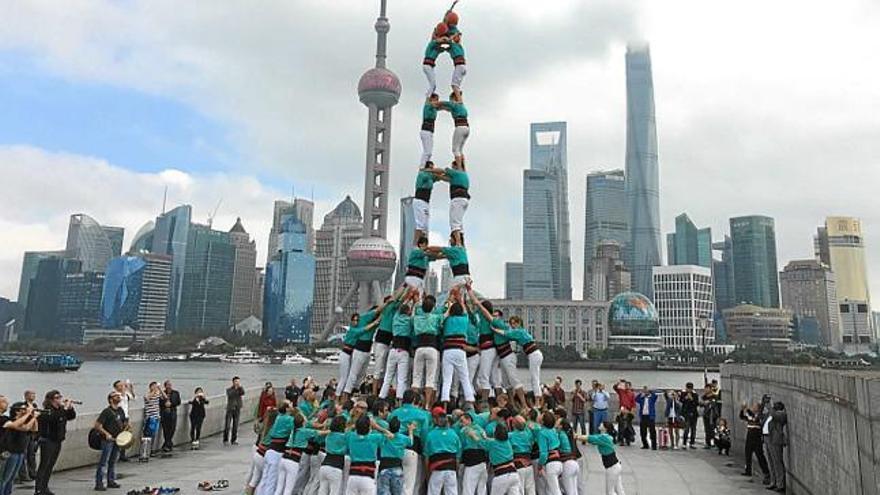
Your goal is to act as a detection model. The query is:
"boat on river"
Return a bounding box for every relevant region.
[0,353,82,372]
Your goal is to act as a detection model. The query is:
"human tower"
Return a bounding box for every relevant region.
[247,6,625,495]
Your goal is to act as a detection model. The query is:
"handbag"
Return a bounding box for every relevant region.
[88,428,103,450]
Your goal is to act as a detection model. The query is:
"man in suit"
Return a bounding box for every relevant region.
[765,401,788,493]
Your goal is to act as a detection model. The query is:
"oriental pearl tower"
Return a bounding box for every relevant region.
[319,0,399,341]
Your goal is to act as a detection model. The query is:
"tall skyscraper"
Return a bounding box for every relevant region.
[177,223,235,332]
[816,216,873,345]
[18,250,66,310]
[265,216,315,344]
[311,196,364,336]
[440,262,454,294]
[730,215,779,308]
[667,213,711,268]
[129,221,155,254]
[268,199,315,260]
[57,270,105,340]
[711,236,736,312]
[521,122,572,300]
[65,213,121,273]
[583,170,628,299]
[587,241,631,302]
[23,257,80,339]
[395,196,415,287]
[624,44,662,300]
[252,267,265,319]
[505,263,524,300]
[228,218,258,326]
[779,259,840,348]
[424,268,439,297]
[653,265,714,350]
[151,205,193,330]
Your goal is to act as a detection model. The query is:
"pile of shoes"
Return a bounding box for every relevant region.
[125,486,180,495]
[197,480,229,491]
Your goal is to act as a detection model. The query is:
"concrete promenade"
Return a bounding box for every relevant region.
[45,435,771,494]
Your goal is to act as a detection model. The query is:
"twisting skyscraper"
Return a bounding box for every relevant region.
[624,44,662,300]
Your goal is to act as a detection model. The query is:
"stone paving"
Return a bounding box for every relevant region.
[41,435,773,494]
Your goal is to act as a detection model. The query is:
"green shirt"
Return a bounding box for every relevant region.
[423,102,438,121]
[413,307,442,336]
[458,424,484,451]
[407,248,429,270]
[324,431,348,455]
[558,430,573,454]
[388,405,431,444]
[381,433,413,460]
[587,433,616,456]
[299,401,317,419]
[378,301,400,332]
[286,426,319,449]
[342,326,364,346]
[466,315,479,345]
[509,428,534,455]
[347,431,386,463]
[415,170,437,191]
[443,101,468,119]
[424,426,461,459]
[492,318,511,346]
[505,327,535,347]
[445,167,469,190]
[537,427,561,466]
[441,246,468,267]
[268,414,294,440]
[444,315,469,338]
[392,313,413,338]
[481,438,514,465]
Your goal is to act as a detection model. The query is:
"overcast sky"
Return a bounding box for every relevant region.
[1,0,878,301]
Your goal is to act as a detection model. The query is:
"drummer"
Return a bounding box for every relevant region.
[94,392,128,491]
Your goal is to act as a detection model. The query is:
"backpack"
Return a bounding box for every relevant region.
[88,428,103,450]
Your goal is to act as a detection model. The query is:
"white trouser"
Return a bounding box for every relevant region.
[517,466,536,495]
[335,351,352,395]
[344,349,371,393]
[452,274,472,288]
[292,454,311,495]
[499,353,522,390]
[248,450,265,488]
[527,350,544,395]
[402,450,422,495]
[543,461,563,495]
[405,276,425,292]
[449,197,469,233]
[348,475,377,495]
[561,460,579,495]
[420,130,434,166]
[492,472,521,495]
[441,348,475,402]
[380,348,411,399]
[423,65,437,97]
[372,342,390,380]
[452,64,467,88]
[604,463,625,495]
[412,347,439,389]
[318,465,343,495]
[413,198,430,233]
[304,452,325,495]
[478,348,497,391]
[256,450,281,495]
[452,126,470,158]
[462,464,487,495]
[451,353,480,398]
[274,458,301,495]
[428,470,458,495]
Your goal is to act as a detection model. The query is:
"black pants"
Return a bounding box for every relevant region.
[703,414,716,446]
[190,416,204,442]
[640,415,657,449]
[682,414,698,445]
[19,434,38,479]
[224,409,241,443]
[160,412,177,450]
[35,439,62,494]
[716,437,731,454]
[744,430,769,477]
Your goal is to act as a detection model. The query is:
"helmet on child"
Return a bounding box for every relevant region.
[433,22,449,37]
[445,11,459,26]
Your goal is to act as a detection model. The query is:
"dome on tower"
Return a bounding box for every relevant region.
[358,67,401,107]
[347,237,396,283]
[328,195,362,221]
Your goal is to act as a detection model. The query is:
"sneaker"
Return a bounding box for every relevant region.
[94,485,107,492]
[108,481,121,489]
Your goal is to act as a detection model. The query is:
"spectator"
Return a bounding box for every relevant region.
[111,380,134,462]
[587,380,599,433]
[634,386,659,450]
[93,392,126,491]
[663,390,682,450]
[255,382,276,438]
[700,384,719,449]
[550,376,566,409]
[765,401,787,492]
[739,401,771,485]
[284,379,301,405]
[714,418,731,456]
[140,382,162,461]
[613,380,635,446]
[224,376,246,445]
[17,390,38,483]
[34,389,76,495]
[590,383,611,434]
[189,387,209,449]
[160,380,181,452]
[679,382,699,449]
[1,401,38,495]
[570,380,588,435]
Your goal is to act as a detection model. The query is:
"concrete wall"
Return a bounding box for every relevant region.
[54,386,262,472]
[722,364,880,495]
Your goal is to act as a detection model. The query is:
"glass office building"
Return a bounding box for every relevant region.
[583,170,628,299]
[730,215,779,308]
[265,216,315,344]
[667,213,712,268]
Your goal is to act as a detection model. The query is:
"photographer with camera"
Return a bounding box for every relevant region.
[739,397,771,485]
[188,387,209,450]
[1,400,39,495]
[34,390,76,495]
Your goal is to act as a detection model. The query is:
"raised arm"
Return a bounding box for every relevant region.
[467,289,493,321]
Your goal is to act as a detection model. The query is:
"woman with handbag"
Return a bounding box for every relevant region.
[663,390,682,450]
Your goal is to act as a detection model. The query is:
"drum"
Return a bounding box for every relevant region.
[115,430,134,449]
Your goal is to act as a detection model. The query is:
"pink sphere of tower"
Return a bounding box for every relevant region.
[358,67,401,108]
[347,236,397,283]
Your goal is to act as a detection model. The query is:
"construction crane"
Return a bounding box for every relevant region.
[206,199,223,228]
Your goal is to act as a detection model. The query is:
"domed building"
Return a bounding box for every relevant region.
[607,291,662,352]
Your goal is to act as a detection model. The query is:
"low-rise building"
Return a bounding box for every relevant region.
[722,304,792,349]
[491,299,608,355]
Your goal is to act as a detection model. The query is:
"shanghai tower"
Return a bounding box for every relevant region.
[624,43,662,300]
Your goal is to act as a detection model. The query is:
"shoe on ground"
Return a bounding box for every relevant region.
[762,478,772,485]
[740,471,752,477]
[765,487,778,491]
[108,481,121,489]
[231,441,238,445]
[775,488,785,493]
[95,485,107,492]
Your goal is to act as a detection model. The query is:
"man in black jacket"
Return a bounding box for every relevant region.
[34,390,76,495]
[740,401,771,485]
[679,382,700,449]
[159,380,181,452]
[765,401,788,492]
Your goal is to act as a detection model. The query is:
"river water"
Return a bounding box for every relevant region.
[0,360,718,414]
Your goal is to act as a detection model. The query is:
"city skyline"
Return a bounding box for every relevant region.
[1,1,879,303]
